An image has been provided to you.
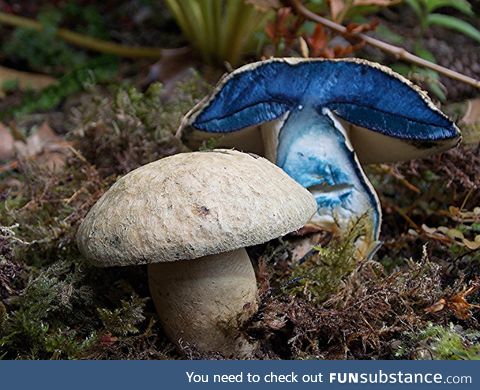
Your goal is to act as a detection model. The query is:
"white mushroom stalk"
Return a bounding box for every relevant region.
[148,248,256,357]
[76,150,316,357]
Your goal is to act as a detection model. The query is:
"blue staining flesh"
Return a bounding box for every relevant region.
[276,105,381,239]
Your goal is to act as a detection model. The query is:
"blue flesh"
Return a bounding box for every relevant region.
[276,105,381,239]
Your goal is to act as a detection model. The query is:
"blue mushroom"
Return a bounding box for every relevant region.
[179,58,461,256]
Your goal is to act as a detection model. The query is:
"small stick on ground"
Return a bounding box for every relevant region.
[287,0,480,89]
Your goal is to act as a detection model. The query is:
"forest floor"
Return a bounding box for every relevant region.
[0,1,479,360]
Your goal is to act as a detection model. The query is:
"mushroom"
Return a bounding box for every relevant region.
[178,58,461,256]
[76,149,316,357]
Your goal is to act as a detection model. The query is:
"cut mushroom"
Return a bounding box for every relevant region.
[178,58,461,257]
[76,149,316,357]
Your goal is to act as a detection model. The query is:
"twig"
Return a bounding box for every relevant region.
[0,11,190,59]
[383,199,420,231]
[0,223,42,246]
[371,164,421,193]
[0,160,18,174]
[287,0,480,89]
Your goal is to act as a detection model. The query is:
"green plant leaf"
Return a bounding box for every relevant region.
[427,13,480,42]
[405,0,423,18]
[375,24,404,45]
[413,44,436,63]
[424,0,473,15]
[165,0,271,66]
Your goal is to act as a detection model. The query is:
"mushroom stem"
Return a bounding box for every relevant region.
[148,248,258,357]
[262,105,382,257]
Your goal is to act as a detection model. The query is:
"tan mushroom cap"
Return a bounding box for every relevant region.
[77,149,316,267]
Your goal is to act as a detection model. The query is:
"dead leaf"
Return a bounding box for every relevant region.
[245,0,281,11]
[345,18,379,35]
[0,123,15,161]
[306,24,331,57]
[448,205,480,223]
[289,226,332,263]
[0,66,56,98]
[425,282,480,320]
[460,98,480,145]
[291,223,327,236]
[425,298,446,314]
[14,122,71,172]
[447,284,480,320]
[329,0,400,22]
[462,98,480,125]
[99,333,118,346]
[266,7,297,43]
[329,0,346,21]
[354,0,401,5]
[142,48,193,95]
[463,236,480,250]
[298,36,309,58]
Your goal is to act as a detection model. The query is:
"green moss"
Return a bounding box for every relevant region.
[0,259,97,358]
[2,4,108,75]
[396,323,480,360]
[71,76,209,176]
[44,328,97,360]
[286,219,367,303]
[97,295,149,336]
[0,302,6,330]
[0,77,212,359]
[3,56,119,119]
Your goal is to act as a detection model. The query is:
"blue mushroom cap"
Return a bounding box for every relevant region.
[187,58,460,143]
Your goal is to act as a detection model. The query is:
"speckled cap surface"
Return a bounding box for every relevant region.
[76,149,316,267]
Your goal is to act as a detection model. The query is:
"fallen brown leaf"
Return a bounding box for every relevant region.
[460,98,480,145]
[290,233,325,263]
[425,298,446,314]
[14,122,72,172]
[246,0,281,11]
[0,66,56,98]
[99,333,118,346]
[462,99,480,124]
[425,282,480,320]
[329,0,346,22]
[329,0,400,22]
[0,123,15,161]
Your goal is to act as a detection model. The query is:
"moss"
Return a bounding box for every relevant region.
[287,218,366,303]
[70,76,209,176]
[97,295,149,337]
[0,157,107,267]
[0,77,213,359]
[0,259,98,357]
[10,56,118,118]
[396,323,480,360]
[250,243,445,359]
